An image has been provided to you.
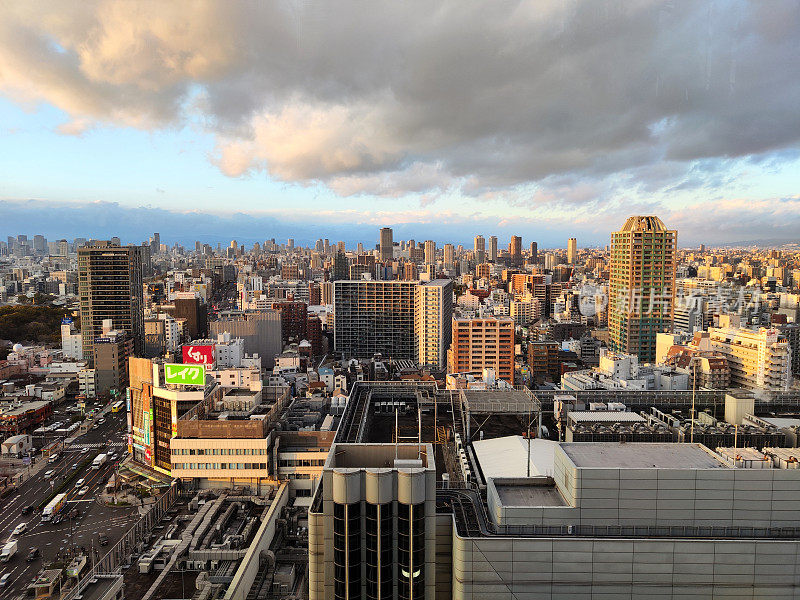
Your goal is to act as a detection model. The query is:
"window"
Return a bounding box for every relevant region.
[398,503,425,600]
[334,502,361,600]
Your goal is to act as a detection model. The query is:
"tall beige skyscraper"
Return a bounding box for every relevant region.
[609,216,677,363]
[379,227,393,263]
[443,243,454,267]
[474,235,485,265]
[424,240,437,265]
[567,237,577,264]
[489,235,498,262]
[508,235,522,266]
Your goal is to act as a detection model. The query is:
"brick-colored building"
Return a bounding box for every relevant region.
[447,317,514,385]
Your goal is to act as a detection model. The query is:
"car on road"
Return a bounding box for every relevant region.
[0,573,12,588]
[81,447,90,454]
[44,470,55,479]
[26,548,40,562]
[21,505,33,516]
[11,522,27,536]
[48,453,59,463]
[74,478,85,488]
[98,533,108,546]
[71,463,79,471]
[77,486,89,496]
[98,418,105,424]
[52,514,63,525]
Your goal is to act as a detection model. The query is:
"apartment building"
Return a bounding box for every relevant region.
[333,280,419,360]
[415,280,453,370]
[609,216,677,363]
[448,317,514,385]
[709,323,791,391]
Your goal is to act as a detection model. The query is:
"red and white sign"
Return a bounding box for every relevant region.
[182,345,215,365]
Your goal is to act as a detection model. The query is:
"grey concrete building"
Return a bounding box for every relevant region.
[309,443,437,600]
[311,436,800,599]
[210,310,282,368]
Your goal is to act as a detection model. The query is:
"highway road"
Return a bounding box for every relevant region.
[0,405,140,599]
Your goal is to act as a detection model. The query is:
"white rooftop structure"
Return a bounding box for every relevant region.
[560,442,729,469]
[472,435,557,478]
[567,411,645,423]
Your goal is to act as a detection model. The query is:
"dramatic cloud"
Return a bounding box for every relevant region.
[1,1,799,201]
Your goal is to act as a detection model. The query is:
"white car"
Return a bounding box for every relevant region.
[12,522,27,536]
[77,486,90,496]
[44,470,55,479]
[74,478,85,488]
[81,447,90,454]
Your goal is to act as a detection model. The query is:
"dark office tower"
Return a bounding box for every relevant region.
[508,236,522,266]
[309,281,321,306]
[530,241,538,264]
[334,280,417,359]
[78,241,145,360]
[173,297,208,339]
[271,300,309,345]
[380,227,393,263]
[333,250,349,281]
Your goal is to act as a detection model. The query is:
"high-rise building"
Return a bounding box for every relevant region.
[529,241,538,263]
[33,234,46,254]
[447,317,515,384]
[443,243,455,268]
[474,235,485,264]
[567,237,577,264]
[333,280,418,360]
[609,216,677,363]
[271,300,309,345]
[508,236,522,266]
[78,241,145,360]
[415,280,453,370]
[333,250,349,281]
[424,240,436,265]
[489,235,498,262]
[380,227,394,263]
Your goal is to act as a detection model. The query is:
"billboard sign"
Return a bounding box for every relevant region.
[182,345,215,365]
[164,363,205,386]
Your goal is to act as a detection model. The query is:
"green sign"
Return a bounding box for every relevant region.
[164,363,205,386]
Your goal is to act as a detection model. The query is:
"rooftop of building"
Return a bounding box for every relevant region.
[0,399,51,415]
[326,442,434,470]
[493,478,568,507]
[560,442,730,470]
[567,411,646,423]
[472,436,557,479]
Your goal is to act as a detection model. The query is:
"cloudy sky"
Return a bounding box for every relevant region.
[1,1,799,247]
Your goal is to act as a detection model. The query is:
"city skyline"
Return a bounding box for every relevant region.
[1,2,800,246]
